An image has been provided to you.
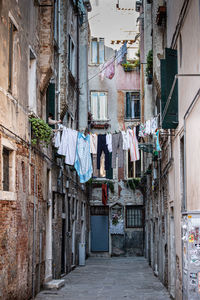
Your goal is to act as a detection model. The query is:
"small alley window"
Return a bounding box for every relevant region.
[91,38,104,64]
[8,18,17,92]
[126,206,143,228]
[91,91,108,121]
[29,48,37,113]
[125,92,140,119]
[127,150,142,178]
[68,35,75,76]
[3,148,10,191]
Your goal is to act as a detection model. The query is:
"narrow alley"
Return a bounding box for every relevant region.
[1,0,200,300]
[35,257,170,300]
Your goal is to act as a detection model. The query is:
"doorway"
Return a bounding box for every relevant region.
[90,206,109,252]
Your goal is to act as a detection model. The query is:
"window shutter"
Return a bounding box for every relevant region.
[126,92,131,118]
[46,83,55,126]
[161,48,178,129]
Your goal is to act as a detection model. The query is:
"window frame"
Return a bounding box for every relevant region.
[126,149,142,179]
[125,91,140,120]
[68,35,75,76]
[126,205,144,228]
[91,37,105,65]
[0,138,16,198]
[90,91,108,121]
[8,17,17,93]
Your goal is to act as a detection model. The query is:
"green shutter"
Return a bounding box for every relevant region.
[126,92,131,118]
[46,83,55,126]
[160,48,178,129]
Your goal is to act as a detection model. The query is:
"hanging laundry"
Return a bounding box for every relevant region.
[99,58,115,80]
[97,134,110,170]
[112,132,124,168]
[145,120,151,135]
[74,133,93,183]
[139,123,146,137]
[90,133,98,154]
[116,41,127,64]
[155,129,161,151]
[54,124,62,148]
[121,130,129,150]
[58,128,78,165]
[102,183,108,206]
[151,117,158,134]
[127,128,140,162]
[106,133,112,153]
[57,127,67,156]
[92,154,99,178]
[106,153,113,179]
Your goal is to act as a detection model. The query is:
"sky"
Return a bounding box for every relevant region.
[88,0,139,51]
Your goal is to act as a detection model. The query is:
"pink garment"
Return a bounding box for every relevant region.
[127,128,140,162]
[99,58,115,80]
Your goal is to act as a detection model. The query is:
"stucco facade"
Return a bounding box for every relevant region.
[0,1,91,299]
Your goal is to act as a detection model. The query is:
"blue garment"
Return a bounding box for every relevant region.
[74,133,93,183]
[156,130,161,151]
[116,42,127,64]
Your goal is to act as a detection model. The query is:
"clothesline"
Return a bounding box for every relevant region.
[53,116,161,184]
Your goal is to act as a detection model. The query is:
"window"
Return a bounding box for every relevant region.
[68,35,75,76]
[3,148,10,191]
[91,92,107,121]
[125,92,140,119]
[91,38,104,64]
[126,206,143,228]
[127,150,142,178]
[8,18,17,92]
[46,83,55,126]
[29,48,36,113]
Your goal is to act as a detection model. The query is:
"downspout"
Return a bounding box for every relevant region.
[58,0,61,119]
[32,164,36,299]
[29,120,36,299]
[76,10,80,130]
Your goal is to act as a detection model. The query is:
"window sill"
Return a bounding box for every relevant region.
[0,191,16,201]
[124,118,140,122]
[88,63,101,67]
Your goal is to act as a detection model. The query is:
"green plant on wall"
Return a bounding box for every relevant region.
[126,178,141,191]
[30,118,52,147]
[146,49,153,76]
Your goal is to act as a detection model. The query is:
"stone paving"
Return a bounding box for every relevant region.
[35,257,171,300]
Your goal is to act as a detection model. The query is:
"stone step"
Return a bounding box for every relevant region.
[43,279,65,290]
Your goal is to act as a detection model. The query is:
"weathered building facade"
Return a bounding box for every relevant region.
[0,0,91,299]
[88,36,144,256]
[139,0,200,299]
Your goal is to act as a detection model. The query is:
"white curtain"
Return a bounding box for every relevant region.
[99,92,107,120]
[91,92,98,120]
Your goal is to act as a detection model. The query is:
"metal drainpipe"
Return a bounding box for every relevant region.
[76,12,79,130]
[32,165,36,299]
[29,120,36,299]
[58,0,61,120]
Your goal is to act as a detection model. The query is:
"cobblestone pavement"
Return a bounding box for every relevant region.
[35,257,171,300]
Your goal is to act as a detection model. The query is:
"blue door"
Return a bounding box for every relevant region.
[91,215,109,252]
